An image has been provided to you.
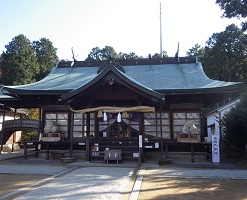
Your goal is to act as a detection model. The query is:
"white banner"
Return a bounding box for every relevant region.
[212,134,220,163]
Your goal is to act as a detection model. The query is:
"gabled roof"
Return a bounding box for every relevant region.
[1,57,242,97]
[61,60,164,104]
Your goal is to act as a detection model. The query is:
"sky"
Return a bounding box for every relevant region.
[0,0,243,61]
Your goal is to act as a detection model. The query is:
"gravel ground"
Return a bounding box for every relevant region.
[13,167,135,200]
[144,168,247,179]
[0,164,67,175]
[1,151,247,200]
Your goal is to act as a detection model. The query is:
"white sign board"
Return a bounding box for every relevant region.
[212,134,220,163]
[133,153,139,157]
[139,135,142,148]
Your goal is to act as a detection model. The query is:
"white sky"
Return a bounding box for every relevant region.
[0,0,242,60]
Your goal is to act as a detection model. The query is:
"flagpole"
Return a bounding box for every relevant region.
[160,2,163,57]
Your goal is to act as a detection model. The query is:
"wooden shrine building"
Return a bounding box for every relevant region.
[0,57,242,163]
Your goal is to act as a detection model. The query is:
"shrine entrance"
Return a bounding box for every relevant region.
[98,112,140,139]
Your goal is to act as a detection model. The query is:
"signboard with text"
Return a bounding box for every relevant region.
[212,134,220,163]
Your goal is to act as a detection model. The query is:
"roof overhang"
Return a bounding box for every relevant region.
[157,83,243,95]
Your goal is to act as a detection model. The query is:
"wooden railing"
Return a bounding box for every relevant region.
[3,119,39,131]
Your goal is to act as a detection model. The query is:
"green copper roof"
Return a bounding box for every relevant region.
[61,61,164,104]
[1,58,242,95]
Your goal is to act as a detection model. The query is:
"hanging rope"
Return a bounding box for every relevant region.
[69,105,155,113]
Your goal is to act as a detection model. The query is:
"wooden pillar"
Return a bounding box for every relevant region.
[200,110,203,142]
[165,143,169,159]
[245,144,247,158]
[35,144,39,158]
[69,112,74,158]
[46,143,49,160]
[138,113,144,165]
[191,143,194,163]
[159,112,166,163]
[38,105,42,140]
[169,111,174,140]
[95,114,99,139]
[0,105,6,154]
[206,144,210,160]
[10,108,16,152]
[86,112,90,162]
[24,142,27,160]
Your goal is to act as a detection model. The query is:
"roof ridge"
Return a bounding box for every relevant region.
[57,57,197,68]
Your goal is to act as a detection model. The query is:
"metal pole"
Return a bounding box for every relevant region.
[160,2,163,56]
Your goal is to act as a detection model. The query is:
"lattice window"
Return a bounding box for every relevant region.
[144,112,170,139]
[73,113,95,138]
[173,112,200,139]
[45,113,68,137]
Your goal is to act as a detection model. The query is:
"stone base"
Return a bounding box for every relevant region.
[1,143,20,152]
[61,157,75,163]
[159,158,173,165]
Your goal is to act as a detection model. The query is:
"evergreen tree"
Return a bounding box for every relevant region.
[203,24,247,82]
[152,51,168,58]
[85,46,141,61]
[86,47,102,61]
[32,38,58,81]
[0,34,39,85]
[216,0,247,31]
[186,43,205,57]
[221,91,247,150]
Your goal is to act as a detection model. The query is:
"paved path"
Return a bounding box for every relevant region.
[1,151,247,200]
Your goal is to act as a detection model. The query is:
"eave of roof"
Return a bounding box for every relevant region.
[204,98,240,117]
[156,83,242,94]
[1,57,242,97]
[0,91,15,99]
[61,61,164,102]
